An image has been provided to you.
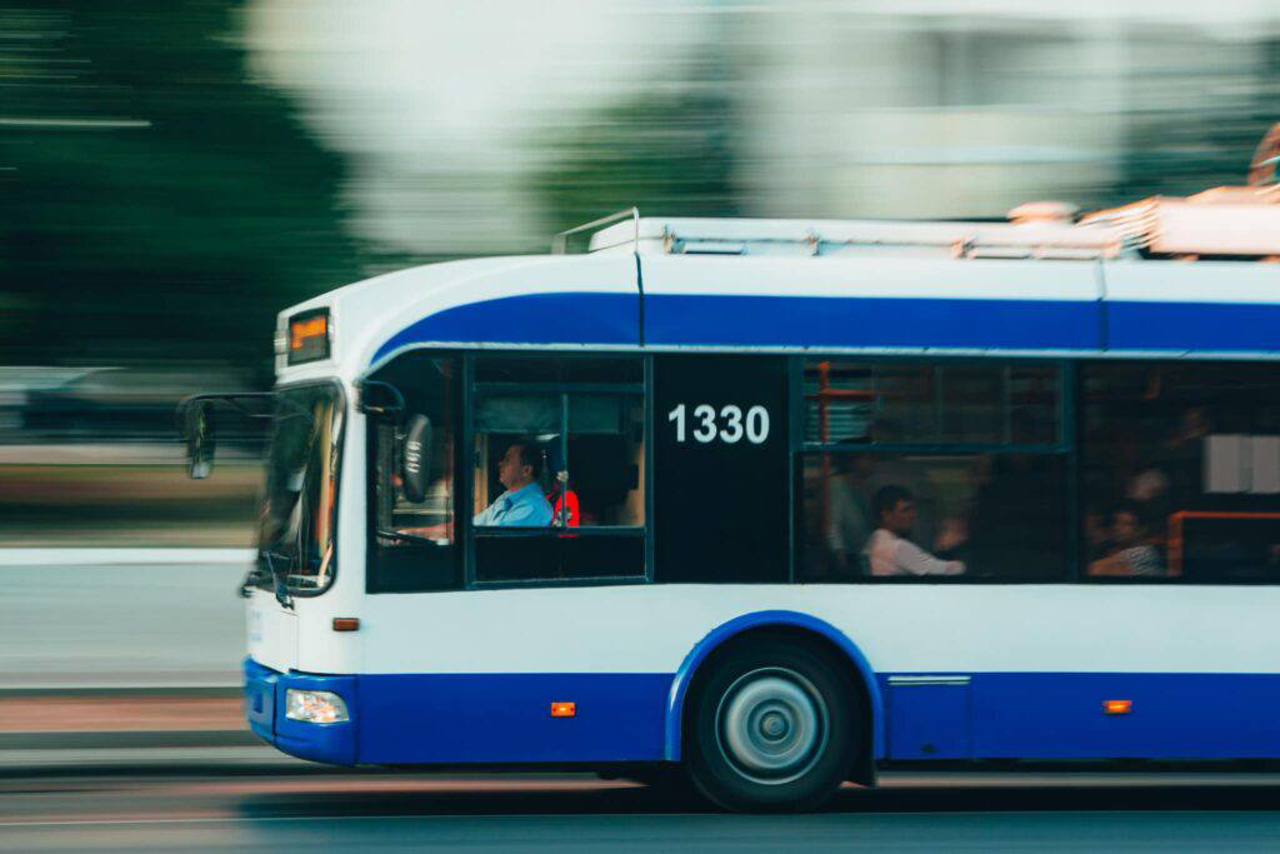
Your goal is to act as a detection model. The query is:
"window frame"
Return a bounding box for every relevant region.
[364,351,464,594]
[791,355,1076,585]
[257,378,348,598]
[1076,358,1280,587]
[365,348,1280,591]
[462,351,653,591]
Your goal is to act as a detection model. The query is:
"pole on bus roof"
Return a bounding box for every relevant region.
[551,207,640,255]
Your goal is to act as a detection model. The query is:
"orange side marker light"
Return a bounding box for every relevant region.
[1104,700,1133,716]
[332,618,360,632]
[551,702,576,718]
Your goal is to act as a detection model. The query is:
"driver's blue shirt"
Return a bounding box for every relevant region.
[473,482,553,527]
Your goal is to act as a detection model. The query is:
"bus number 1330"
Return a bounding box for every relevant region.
[667,403,770,445]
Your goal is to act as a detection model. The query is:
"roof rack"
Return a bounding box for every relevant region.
[555,122,1280,262]
[582,214,1129,260]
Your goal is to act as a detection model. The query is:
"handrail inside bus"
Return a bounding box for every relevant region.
[551,207,640,255]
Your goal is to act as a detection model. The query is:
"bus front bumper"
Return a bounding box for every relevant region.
[244,658,357,766]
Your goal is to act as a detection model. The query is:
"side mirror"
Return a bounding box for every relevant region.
[185,400,217,480]
[401,414,432,502]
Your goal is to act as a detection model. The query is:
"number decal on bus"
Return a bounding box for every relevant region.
[693,404,717,443]
[667,404,771,445]
[719,405,744,443]
[745,405,770,444]
[668,404,686,442]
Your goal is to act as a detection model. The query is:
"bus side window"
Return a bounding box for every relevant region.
[797,359,1068,583]
[1082,362,1280,583]
[470,356,646,584]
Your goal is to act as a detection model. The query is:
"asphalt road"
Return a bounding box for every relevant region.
[2,769,1279,852]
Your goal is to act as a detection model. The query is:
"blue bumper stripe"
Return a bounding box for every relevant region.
[243,659,357,766]
[246,660,1280,768]
[881,671,1280,761]
[357,673,672,765]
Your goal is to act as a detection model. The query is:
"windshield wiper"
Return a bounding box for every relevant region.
[253,548,296,610]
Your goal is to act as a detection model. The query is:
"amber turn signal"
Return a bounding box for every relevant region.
[551,702,576,718]
[1103,700,1133,715]
[332,618,360,632]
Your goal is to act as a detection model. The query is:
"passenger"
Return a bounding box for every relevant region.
[863,421,942,554]
[473,441,554,527]
[1088,503,1165,577]
[826,455,875,574]
[864,485,964,577]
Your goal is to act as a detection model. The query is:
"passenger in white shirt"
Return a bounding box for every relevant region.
[864,485,964,577]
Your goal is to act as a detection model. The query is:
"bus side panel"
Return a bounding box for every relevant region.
[652,354,791,584]
[970,672,1280,760]
[355,673,671,765]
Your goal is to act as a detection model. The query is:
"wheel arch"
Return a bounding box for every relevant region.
[664,610,883,786]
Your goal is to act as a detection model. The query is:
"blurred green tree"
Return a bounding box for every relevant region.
[0,0,362,375]
[528,73,743,242]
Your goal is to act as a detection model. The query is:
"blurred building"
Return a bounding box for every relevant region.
[247,0,1280,254]
[732,1,1280,219]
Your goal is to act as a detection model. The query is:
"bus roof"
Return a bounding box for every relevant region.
[276,187,1280,380]
[273,244,1280,383]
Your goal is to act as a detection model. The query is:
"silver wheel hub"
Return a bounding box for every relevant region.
[716,668,829,785]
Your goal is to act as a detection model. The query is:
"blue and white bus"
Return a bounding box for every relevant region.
[186,190,1280,811]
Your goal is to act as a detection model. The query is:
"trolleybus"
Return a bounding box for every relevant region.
[185,171,1280,811]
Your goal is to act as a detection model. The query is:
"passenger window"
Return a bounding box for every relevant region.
[1082,362,1280,583]
[471,356,646,583]
[798,453,1067,582]
[798,358,1067,583]
[804,361,1059,446]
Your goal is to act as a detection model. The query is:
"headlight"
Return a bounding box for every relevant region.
[285,689,349,724]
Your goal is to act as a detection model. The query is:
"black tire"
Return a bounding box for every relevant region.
[685,638,859,812]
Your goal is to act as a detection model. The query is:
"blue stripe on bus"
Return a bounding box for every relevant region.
[370,291,640,364]
[1107,301,1280,352]
[247,661,1280,768]
[357,672,672,764]
[243,659,359,766]
[644,294,1103,350]
[882,672,1280,761]
[372,291,1280,360]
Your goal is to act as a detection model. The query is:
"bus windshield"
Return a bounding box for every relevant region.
[256,383,344,594]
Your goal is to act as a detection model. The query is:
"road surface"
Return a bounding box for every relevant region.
[1,768,1278,852]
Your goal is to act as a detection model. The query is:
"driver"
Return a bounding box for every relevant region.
[473,440,554,527]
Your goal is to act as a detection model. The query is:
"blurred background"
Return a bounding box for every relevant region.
[3,0,1280,705]
[6,0,1280,548]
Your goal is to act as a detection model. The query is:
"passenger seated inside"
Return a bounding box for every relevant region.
[473,440,554,527]
[864,485,964,577]
[1088,503,1165,577]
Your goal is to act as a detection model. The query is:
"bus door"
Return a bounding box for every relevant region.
[653,355,791,583]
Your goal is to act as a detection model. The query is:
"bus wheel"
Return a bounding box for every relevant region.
[686,639,858,812]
